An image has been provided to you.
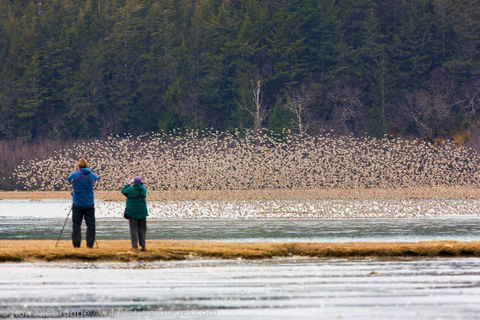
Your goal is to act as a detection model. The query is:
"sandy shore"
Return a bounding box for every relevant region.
[1,240,479,262]
[1,186,480,201]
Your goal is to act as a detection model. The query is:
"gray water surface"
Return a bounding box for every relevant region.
[2,217,480,242]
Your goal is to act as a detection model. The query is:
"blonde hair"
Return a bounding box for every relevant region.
[78,158,88,168]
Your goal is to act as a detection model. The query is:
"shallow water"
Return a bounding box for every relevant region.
[2,217,480,242]
[1,258,480,319]
[1,199,480,242]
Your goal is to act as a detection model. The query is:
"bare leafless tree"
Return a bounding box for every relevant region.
[392,69,459,139]
[242,79,268,132]
[455,79,480,119]
[400,89,452,139]
[286,84,314,135]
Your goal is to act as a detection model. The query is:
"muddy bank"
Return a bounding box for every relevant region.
[1,240,479,262]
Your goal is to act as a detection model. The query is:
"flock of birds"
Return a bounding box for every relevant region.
[12,130,480,192]
[91,198,480,219]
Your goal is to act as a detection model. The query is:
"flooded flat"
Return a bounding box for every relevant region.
[1,199,480,242]
[1,258,480,319]
[2,217,480,242]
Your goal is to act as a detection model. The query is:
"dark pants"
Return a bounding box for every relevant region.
[72,205,95,248]
[129,218,146,248]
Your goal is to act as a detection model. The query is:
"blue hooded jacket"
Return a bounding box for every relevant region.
[67,168,98,207]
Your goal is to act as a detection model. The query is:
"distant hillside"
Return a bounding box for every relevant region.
[0,0,479,141]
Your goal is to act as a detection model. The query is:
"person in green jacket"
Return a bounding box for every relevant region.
[121,176,149,251]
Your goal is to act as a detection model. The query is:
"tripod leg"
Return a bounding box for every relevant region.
[55,207,72,248]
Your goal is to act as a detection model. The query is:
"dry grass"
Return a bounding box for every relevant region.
[1,240,479,262]
[2,186,480,201]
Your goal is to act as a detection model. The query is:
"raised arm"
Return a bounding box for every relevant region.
[121,184,131,197]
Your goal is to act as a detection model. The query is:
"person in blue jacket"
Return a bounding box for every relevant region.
[67,158,98,248]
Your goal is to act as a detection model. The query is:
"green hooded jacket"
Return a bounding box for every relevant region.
[121,183,149,219]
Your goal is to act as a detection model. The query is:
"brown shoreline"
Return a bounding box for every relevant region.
[1,186,480,201]
[1,240,479,262]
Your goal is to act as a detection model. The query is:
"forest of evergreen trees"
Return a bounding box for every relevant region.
[0,0,479,141]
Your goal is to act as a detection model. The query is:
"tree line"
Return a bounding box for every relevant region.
[0,0,479,141]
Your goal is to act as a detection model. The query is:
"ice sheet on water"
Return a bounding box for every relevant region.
[1,258,480,319]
